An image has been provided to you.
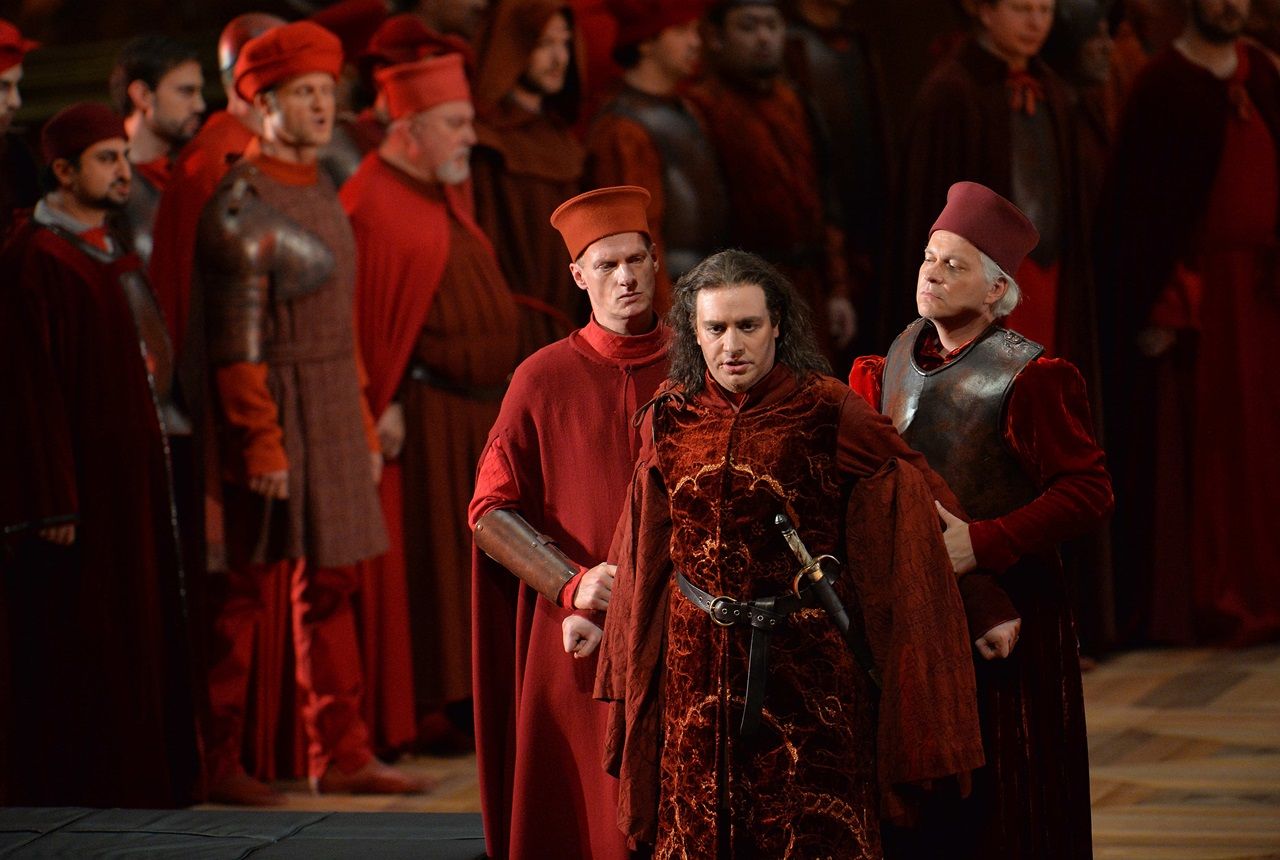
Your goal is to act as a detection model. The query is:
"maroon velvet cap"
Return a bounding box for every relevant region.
[41,102,126,164]
[929,181,1039,276]
[609,0,705,49]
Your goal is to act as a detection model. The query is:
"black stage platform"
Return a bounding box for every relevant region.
[0,808,486,858]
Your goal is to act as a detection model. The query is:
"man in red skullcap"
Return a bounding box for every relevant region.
[849,182,1112,859]
[194,20,426,804]
[586,0,728,315]
[0,103,200,807]
[468,185,667,859]
[340,53,521,756]
[597,246,983,856]
[0,17,39,240]
[471,0,586,355]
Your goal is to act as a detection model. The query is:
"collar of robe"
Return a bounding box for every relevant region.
[580,314,668,363]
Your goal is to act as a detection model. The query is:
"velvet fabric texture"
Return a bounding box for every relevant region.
[596,367,983,856]
[470,318,669,859]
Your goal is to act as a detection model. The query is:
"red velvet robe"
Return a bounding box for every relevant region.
[1096,42,1280,645]
[850,330,1113,859]
[0,217,199,807]
[470,319,669,859]
[597,366,984,856]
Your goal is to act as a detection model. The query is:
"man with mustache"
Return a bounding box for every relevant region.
[1097,0,1280,646]
[109,34,206,267]
[472,0,586,356]
[341,53,521,754]
[195,21,426,804]
[0,18,38,242]
[0,104,200,807]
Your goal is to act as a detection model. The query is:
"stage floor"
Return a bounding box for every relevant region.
[2,646,1277,857]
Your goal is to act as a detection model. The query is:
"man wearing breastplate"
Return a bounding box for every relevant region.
[587,0,729,310]
[0,103,199,807]
[597,249,983,857]
[195,21,425,804]
[850,182,1113,859]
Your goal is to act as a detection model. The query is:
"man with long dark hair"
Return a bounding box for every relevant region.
[596,249,984,857]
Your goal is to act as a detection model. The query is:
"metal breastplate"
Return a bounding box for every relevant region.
[882,319,1042,520]
[1011,105,1062,265]
[604,89,729,280]
[118,169,161,268]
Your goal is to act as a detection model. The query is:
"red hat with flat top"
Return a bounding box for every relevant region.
[609,0,705,48]
[233,21,344,101]
[550,185,652,260]
[930,181,1039,276]
[0,18,39,73]
[41,103,126,164]
[375,53,470,121]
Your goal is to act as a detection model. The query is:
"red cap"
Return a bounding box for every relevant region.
[550,185,652,259]
[310,0,388,62]
[41,102,126,164]
[609,0,704,48]
[930,181,1039,276]
[376,53,471,120]
[363,14,468,66]
[0,18,39,73]
[233,21,344,101]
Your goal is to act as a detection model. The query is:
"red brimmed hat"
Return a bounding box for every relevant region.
[41,103,126,164]
[609,0,704,48]
[375,53,470,121]
[550,185,651,259]
[233,21,344,101]
[930,181,1039,276]
[0,18,39,73]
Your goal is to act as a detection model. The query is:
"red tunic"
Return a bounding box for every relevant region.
[850,332,1113,859]
[149,111,255,360]
[470,319,669,859]
[0,217,199,806]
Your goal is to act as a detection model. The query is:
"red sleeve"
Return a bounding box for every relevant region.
[214,361,288,480]
[847,355,885,410]
[968,358,1115,573]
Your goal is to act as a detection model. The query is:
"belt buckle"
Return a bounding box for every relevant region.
[708,595,737,626]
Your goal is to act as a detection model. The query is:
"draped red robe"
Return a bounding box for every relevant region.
[470,319,669,859]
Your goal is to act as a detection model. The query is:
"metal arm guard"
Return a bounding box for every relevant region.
[474,509,578,603]
[198,176,336,365]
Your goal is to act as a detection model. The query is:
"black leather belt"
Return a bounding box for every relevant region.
[407,362,508,402]
[676,569,817,736]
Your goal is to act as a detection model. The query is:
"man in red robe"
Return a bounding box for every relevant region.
[1097,0,1280,645]
[851,183,1113,858]
[196,21,426,804]
[0,18,38,242]
[109,34,205,268]
[472,0,586,355]
[688,0,856,364]
[0,104,199,807]
[469,186,668,859]
[586,0,727,313]
[596,248,984,856]
[340,53,522,751]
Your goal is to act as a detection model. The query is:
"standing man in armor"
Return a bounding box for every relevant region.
[195,21,426,804]
[0,103,200,808]
[587,0,727,312]
[850,182,1113,858]
[109,34,206,267]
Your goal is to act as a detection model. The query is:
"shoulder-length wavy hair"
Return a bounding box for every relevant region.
[665,249,831,396]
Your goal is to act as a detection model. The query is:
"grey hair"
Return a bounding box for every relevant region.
[980,251,1021,317]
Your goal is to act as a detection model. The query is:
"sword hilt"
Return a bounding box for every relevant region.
[775,513,837,593]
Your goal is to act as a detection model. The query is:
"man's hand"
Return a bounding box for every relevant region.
[370,451,384,486]
[935,501,975,575]
[562,615,603,658]
[38,524,76,545]
[376,402,405,460]
[249,469,289,499]
[828,296,857,350]
[573,562,616,611]
[975,618,1021,660]
[1136,326,1177,358]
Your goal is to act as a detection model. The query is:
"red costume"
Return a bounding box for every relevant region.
[598,366,983,856]
[470,319,668,859]
[0,199,198,806]
[1097,42,1280,645]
